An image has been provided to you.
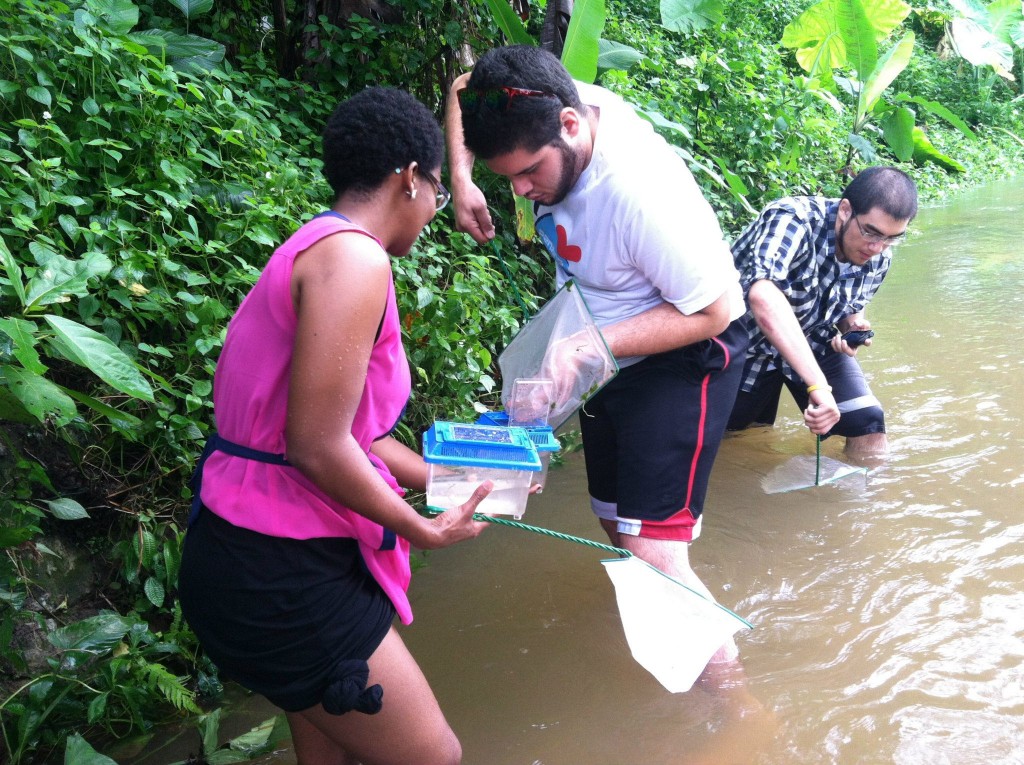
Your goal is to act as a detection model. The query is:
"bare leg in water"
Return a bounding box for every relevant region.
[286,627,461,765]
[598,519,777,765]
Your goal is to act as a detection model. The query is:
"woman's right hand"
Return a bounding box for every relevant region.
[417,481,493,550]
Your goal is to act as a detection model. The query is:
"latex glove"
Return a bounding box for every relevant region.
[541,334,602,415]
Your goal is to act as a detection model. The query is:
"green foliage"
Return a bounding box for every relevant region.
[1,611,200,762]
[394,223,549,426]
[944,0,1024,81]
[602,0,840,227]
[781,0,977,171]
[173,709,291,765]
[0,0,319,466]
[481,0,535,45]
[562,0,607,81]
[64,733,118,764]
[111,516,185,614]
[660,0,724,35]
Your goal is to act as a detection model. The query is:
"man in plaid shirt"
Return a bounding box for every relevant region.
[727,166,918,456]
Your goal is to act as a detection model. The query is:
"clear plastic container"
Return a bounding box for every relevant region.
[526,426,560,492]
[474,411,561,492]
[507,378,554,428]
[423,421,541,520]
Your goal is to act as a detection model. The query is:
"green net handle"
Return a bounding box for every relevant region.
[424,506,632,558]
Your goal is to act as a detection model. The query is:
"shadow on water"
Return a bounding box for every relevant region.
[120,176,1024,764]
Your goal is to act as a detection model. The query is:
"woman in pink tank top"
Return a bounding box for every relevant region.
[179,87,492,765]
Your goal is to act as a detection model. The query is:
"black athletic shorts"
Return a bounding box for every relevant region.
[580,319,747,542]
[178,507,395,714]
[727,349,885,438]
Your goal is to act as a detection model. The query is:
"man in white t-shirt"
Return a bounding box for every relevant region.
[447,45,747,667]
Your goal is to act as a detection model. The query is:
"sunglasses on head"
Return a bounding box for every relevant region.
[457,86,559,114]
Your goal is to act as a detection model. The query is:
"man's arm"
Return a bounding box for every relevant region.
[542,294,730,412]
[445,72,495,244]
[600,294,731,358]
[747,279,840,434]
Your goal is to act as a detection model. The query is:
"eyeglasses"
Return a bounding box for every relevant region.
[852,214,907,246]
[417,168,450,212]
[457,86,559,114]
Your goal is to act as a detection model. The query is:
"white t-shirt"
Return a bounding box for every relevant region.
[534,83,744,365]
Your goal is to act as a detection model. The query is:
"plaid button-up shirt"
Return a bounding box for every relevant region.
[730,196,891,392]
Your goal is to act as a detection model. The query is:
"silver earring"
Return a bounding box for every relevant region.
[408,189,417,200]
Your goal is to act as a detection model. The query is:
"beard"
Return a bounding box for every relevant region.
[835,217,853,263]
[543,139,585,206]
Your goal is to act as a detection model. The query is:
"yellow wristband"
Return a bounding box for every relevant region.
[806,384,832,394]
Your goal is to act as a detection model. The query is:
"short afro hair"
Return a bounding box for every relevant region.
[461,45,582,160]
[322,87,444,200]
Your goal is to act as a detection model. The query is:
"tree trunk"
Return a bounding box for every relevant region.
[539,0,573,58]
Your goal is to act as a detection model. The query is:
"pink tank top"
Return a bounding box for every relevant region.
[200,213,416,623]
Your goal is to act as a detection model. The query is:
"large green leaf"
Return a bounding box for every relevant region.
[0,384,39,424]
[949,0,988,24]
[782,0,847,83]
[44,497,90,520]
[561,0,605,82]
[24,251,111,310]
[1011,20,1024,48]
[131,30,225,67]
[836,0,878,82]
[2,365,78,425]
[880,105,916,160]
[911,127,966,171]
[986,0,1024,45]
[951,0,1024,46]
[48,612,134,654]
[64,733,120,765]
[896,94,976,138]
[166,0,213,20]
[44,315,155,402]
[948,17,1015,77]
[848,131,878,161]
[480,0,534,46]
[1,235,27,307]
[782,0,910,82]
[661,0,724,34]
[85,0,139,35]
[0,317,46,374]
[144,577,165,607]
[860,32,915,113]
[597,39,648,74]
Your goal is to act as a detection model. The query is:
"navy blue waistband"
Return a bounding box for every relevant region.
[187,434,397,550]
[188,434,289,527]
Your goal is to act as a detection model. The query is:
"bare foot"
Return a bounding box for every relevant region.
[684,661,778,764]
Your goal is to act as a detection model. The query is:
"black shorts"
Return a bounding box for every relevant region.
[579,319,747,542]
[727,350,885,438]
[178,508,395,714]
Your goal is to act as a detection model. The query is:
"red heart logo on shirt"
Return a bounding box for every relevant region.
[556,224,582,262]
